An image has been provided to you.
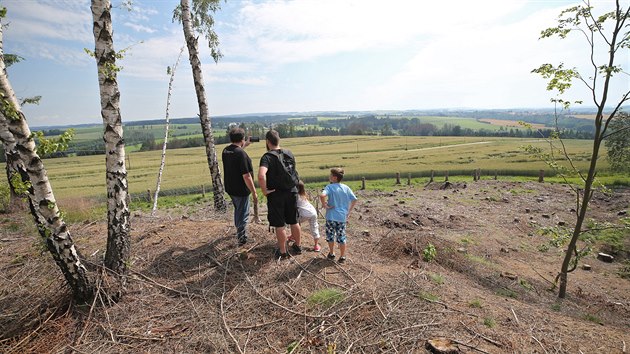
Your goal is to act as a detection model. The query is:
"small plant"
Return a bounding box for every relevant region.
[618,260,630,279]
[496,288,517,299]
[287,341,300,353]
[418,291,439,302]
[460,237,474,245]
[519,279,533,291]
[550,303,562,312]
[583,313,603,325]
[423,243,437,262]
[429,273,444,285]
[307,288,344,308]
[483,317,496,328]
[469,298,483,308]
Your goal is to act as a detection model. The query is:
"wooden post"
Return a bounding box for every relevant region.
[395,172,401,185]
[472,170,477,181]
[445,171,449,182]
[407,173,411,186]
[538,170,544,183]
[201,184,205,197]
[477,168,481,181]
[361,177,366,190]
[147,189,152,202]
[494,170,498,180]
[430,170,434,183]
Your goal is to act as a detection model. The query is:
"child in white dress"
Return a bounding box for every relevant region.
[296,180,321,252]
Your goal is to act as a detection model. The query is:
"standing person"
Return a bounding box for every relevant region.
[320,168,358,264]
[295,180,321,252]
[222,127,258,246]
[258,130,302,258]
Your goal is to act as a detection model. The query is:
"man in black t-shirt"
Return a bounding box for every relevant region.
[222,128,258,246]
[258,130,302,258]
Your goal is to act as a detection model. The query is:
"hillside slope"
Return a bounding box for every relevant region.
[1,181,629,353]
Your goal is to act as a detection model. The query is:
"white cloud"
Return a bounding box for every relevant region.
[222,0,529,64]
[123,22,156,33]
[4,0,92,43]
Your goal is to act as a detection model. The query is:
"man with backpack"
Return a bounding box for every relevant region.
[258,130,303,258]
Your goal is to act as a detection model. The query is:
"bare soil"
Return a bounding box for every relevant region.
[1,180,629,353]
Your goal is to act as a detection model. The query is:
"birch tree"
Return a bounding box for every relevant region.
[152,46,185,216]
[0,9,93,302]
[532,0,630,298]
[175,0,227,211]
[90,0,131,277]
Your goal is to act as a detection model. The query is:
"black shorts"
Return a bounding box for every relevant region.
[267,190,298,227]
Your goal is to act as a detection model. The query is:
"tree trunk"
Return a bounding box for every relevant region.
[558,121,602,298]
[91,0,131,277]
[0,21,93,302]
[180,0,227,212]
[152,46,185,216]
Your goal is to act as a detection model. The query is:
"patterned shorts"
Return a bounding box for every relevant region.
[325,220,347,244]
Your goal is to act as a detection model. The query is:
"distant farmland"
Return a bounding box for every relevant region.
[41,136,605,201]
[478,118,546,129]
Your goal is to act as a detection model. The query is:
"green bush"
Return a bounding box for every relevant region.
[0,181,10,213]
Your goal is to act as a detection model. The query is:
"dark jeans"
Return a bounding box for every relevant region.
[230,195,250,242]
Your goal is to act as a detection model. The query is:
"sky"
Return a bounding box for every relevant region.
[2,0,629,127]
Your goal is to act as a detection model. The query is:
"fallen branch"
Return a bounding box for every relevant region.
[220,258,243,354]
[531,335,549,354]
[510,307,520,325]
[128,269,193,297]
[460,321,504,348]
[244,273,331,319]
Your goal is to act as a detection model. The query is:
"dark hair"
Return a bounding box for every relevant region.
[330,167,344,181]
[229,127,245,143]
[265,130,280,146]
[297,180,306,197]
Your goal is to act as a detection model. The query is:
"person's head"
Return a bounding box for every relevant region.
[330,167,344,182]
[229,127,246,144]
[265,130,280,150]
[297,180,306,197]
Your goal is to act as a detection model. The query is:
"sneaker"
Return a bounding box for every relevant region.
[327,253,335,260]
[273,248,289,259]
[338,256,346,264]
[290,243,303,255]
[313,244,321,252]
[238,237,254,246]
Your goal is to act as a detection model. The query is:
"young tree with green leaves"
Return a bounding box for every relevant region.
[90,0,131,278]
[175,0,227,212]
[532,0,630,298]
[0,8,93,302]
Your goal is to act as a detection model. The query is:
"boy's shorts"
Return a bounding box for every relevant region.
[325,220,347,244]
[267,190,299,227]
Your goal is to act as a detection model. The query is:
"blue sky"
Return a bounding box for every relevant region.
[3,0,628,127]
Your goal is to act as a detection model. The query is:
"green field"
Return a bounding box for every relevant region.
[36,135,617,204]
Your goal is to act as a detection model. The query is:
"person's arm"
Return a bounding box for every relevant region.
[258,166,274,196]
[319,191,330,209]
[346,199,358,221]
[243,173,257,202]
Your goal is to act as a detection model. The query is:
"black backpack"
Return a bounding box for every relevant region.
[265,149,299,190]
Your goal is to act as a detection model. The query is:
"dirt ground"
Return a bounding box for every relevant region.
[1,180,629,353]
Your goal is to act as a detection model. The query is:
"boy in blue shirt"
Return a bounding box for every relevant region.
[319,168,358,263]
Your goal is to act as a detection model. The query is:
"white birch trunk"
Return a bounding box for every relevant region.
[0,20,93,302]
[181,0,227,212]
[91,0,131,276]
[152,46,185,216]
